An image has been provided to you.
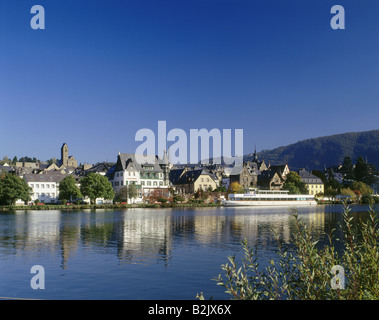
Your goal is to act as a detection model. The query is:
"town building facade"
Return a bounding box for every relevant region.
[108,152,171,200]
[23,172,73,204]
[298,169,325,195]
[169,167,218,194]
[229,162,258,188]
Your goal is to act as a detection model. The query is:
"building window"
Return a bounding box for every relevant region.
[30,184,34,188]
[41,184,44,188]
[153,181,157,186]
[147,181,151,186]
[46,184,49,189]
[36,184,39,188]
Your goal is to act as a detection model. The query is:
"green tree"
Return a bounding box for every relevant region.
[354,156,377,185]
[311,170,327,184]
[283,172,308,194]
[59,175,82,202]
[158,196,168,203]
[341,156,355,181]
[283,182,301,195]
[0,173,32,205]
[340,188,357,202]
[350,181,373,196]
[114,186,128,202]
[325,168,342,191]
[324,187,338,200]
[47,157,57,165]
[127,184,138,200]
[173,194,185,203]
[80,173,115,205]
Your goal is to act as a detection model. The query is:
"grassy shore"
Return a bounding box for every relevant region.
[0,202,222,212]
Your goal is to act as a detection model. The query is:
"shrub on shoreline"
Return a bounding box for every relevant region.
[197,203,378,300]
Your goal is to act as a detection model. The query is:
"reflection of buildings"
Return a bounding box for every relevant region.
[116,211,173,264]
[13,210,81,269]
[192,207,326,248]
[192,211,291,247]
[4,207,328,270]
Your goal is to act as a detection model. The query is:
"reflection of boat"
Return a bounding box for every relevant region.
[222,188,317,207]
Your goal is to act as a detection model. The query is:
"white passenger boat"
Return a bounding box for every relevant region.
[222,188,317,206]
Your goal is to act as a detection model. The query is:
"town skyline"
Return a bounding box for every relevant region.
[1,128,379,169]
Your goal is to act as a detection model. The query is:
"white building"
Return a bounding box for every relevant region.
[108,152,171,201]
[23,172,72,204]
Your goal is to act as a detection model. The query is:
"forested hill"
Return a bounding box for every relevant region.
[246,130,379,171]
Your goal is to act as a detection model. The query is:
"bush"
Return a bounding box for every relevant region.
[158,196,168,204]
[361,194,374,205]
[173,194,185,203]
[197,203,378,300]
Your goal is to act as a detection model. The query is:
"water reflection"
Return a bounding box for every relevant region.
[0,205,368,270]
[0,205,374,299]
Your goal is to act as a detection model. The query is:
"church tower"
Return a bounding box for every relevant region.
[253,145,258,162]
[61,143,69,167]
[159,149,170,186]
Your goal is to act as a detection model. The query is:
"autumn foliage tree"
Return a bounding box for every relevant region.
[228,182,244,194]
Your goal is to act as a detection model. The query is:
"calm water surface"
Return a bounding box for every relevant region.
[0,205,373,300]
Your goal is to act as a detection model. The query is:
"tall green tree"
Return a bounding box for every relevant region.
[341,156,355,180]
[311,170,327,185]
[59,175,82,202]
[354,156,376,185]
[0,173,32,205]
[283,172,308,194]
[80,173,115,204]
[127,184,138,200]
[115,186,128,202]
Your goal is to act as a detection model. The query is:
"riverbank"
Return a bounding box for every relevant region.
[0,202,222,212]
[1,199,376,212]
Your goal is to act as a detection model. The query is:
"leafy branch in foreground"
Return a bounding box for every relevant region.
[197,204,378,300]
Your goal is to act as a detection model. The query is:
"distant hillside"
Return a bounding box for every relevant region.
[245,130,379,171]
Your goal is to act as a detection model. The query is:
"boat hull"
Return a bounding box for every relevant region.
[222,200,317,207]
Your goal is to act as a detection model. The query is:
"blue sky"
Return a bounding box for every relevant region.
[1,0,379,165]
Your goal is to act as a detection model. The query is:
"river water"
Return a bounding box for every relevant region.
[0,204,373,300]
